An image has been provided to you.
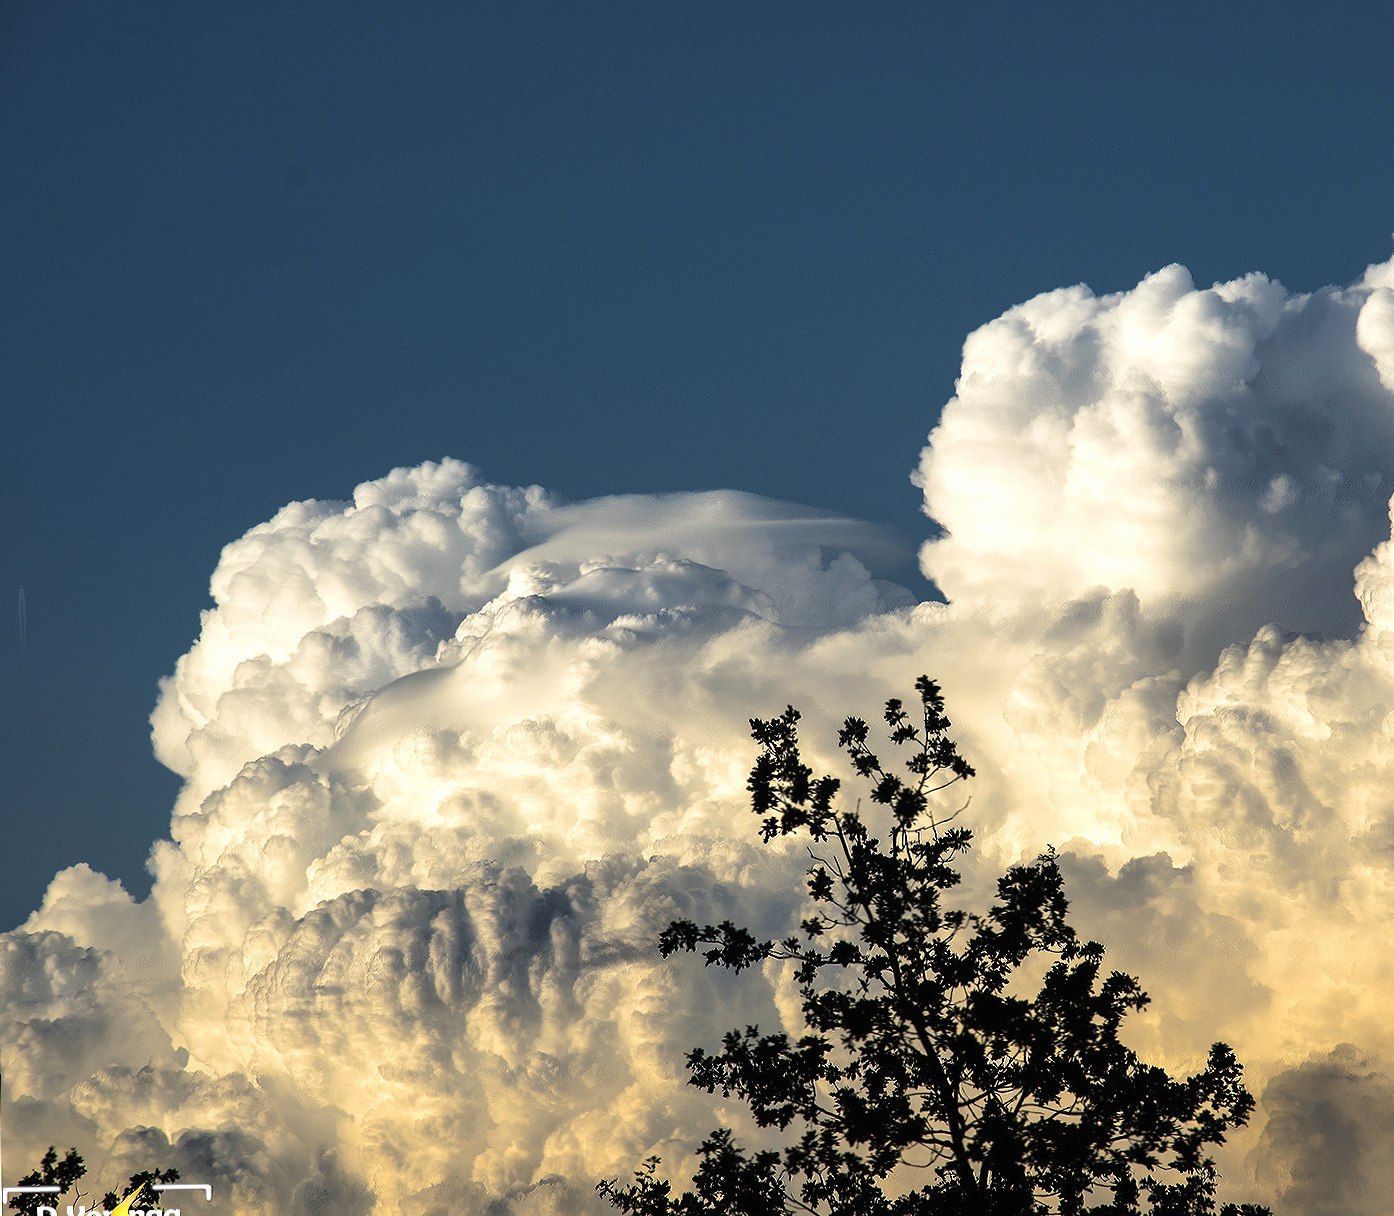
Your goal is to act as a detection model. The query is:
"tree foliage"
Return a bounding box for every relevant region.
[7,1146,178,1215]
[599,676,1269,1215]
[7,1148,86,1216]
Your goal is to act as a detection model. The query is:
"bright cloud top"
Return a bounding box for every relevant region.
[918,262,1394,655]
[13,255,1394,1213]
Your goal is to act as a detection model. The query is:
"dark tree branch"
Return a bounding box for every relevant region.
[600,677,1268,1216]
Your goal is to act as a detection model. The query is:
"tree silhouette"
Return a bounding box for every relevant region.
[7,1146,177,1215]
[6,1148,85,1216]
[600,677,1269,1215]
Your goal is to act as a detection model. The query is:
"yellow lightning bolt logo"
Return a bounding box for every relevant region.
[108,1183,146,1216]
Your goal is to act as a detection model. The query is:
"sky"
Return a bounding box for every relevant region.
[9,3,1394,1214]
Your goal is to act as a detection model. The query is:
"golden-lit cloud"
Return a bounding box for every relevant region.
[14,254,1394,1212]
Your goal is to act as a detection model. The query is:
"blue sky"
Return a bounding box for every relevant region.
[5,0,1394,929]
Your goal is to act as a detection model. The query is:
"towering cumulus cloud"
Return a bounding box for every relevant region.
[13,253,1394,1213]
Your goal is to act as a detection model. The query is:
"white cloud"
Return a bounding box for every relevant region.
[915,262,1394,666]
[19,253,1394,1211]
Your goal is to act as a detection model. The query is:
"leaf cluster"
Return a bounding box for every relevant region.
[100,1167,181,1212]
[7,1147,178,1215]
[600,677,1269,1216]
[8,1148,87,1216]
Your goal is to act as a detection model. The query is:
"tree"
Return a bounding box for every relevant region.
[7,1146,178,1216]
[599,677,1269,1215]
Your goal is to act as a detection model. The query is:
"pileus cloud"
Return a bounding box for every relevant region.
[12,255,1394,1212]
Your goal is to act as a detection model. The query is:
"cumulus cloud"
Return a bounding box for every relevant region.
[915,262,1394,660]
[18,252,1394,1211]
[10,468,905,1213]
[148,471,907,810]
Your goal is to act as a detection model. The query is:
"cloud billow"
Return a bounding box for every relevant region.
[13,254,1394,1211]
[917,263,1394,658]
